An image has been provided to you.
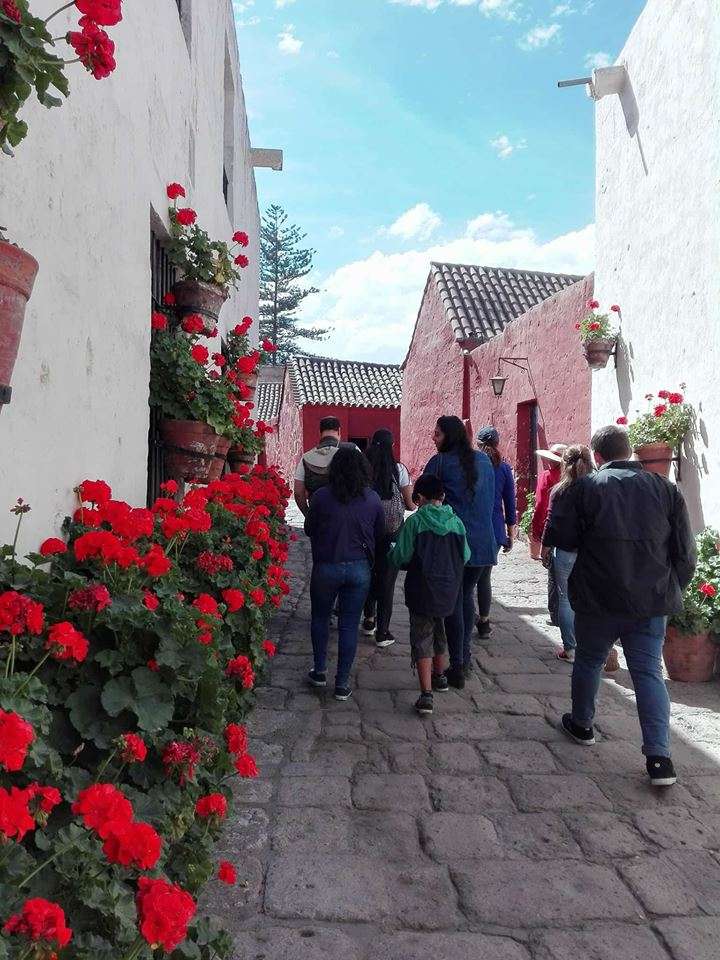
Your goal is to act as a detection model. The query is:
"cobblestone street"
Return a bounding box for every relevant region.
[213,522,720,960]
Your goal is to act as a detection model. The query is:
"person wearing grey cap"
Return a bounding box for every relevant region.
[476,426,517,638]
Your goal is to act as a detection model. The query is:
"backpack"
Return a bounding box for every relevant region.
[302,441,354,497]
[381,477,405,536]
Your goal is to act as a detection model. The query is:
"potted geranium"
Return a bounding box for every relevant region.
[0,0,122,409]
[664,528,720,682]
[576,299,620,370]
[625,387,693,478]
[165,183,251,327]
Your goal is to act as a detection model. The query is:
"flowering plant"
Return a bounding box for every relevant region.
[0,467,290,957]
[670,528,720,636]
[626,387,694,449]
[576,299,619,344]
[0,0,121,154]
[165,183,250,292]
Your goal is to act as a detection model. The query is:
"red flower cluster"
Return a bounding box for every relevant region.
[195,793,228,820]
[586,299,600,310]
[26,784,62,820]
[167,182,186,200]
[261,339,277,353]
[222,588,245,613]
[232,231,249,247]
[588,321,601,331]
[3,898,72,948]
[226,654,255,689]
[39,537,67,556]
[143,590,159,611]
[2,1,21,23]
[72,784,132,835]
[68,19,116,80]
[136,877,196,953]
[699,583,717,598]
[250,588,266,607]
[152,310,168,331]
[193,593,220,618]
[616,416,628,426]
[0,786,36,840]
[0,590,45,636]
[234,254,249,269]
[46,621,89,663]
[68,583,112,613]
[218,860,237,884]
[176,208,197,227]
[196,551,234,576]
[102,819,162,870]
[75,0,122,26]
[262,640,277,658]
[233,316,253,336]
[654,404,668,418]
[191,344,209,364]
[224,722,258,778]
[119,732,147,763]
[182,313,207,335]
[0,710,35,772]
[162,740,201,785]
[78,479,112,504]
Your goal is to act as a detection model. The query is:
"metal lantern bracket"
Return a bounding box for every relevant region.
[490,357,530,398]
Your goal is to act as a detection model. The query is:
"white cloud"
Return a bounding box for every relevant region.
[552,2,574,14]
[389,0,443,9]
[275,0,296,7]
[232,0,254,10]
[327,49,340,59]
[478,0,521,20]
[584,50,612,69]
[237,15,260,27]
[489,133,527,159]
[328,226,345,239]
[384,203,442,242]
[299,214,595,363]
[518,23,561,50]
[278,25,303,55]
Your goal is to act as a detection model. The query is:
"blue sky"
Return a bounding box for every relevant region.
[234,0,646,362]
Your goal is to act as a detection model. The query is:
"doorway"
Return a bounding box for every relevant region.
[516,401,539,510]
[349,437,368,452]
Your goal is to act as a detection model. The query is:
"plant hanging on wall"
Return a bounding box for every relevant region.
[575,299,619,370]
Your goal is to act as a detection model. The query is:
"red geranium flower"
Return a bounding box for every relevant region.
[182,313,206,335]
[119,733,147,764]
[222,588,245,613]
[26,784,62,817]
[142,544,172,578]
[0,591,45,636]
[143,591,159,611]
[224,723,248,755]
[193,594,219,617]
[78,479,112,504]
[0,710,35,772]
[136,877,196,953]
[588,321,601,331]
[152,311,168,331]
[167,182,186,200]
[218,861,237,884]
[234,753,259,778]
[163,292,176,306]
[616,417,628,426]
[668,392,684,405]
[212,352,226,368]
[162,741,201,785]
[699,582,717,598]
[46,622,89,663]
[160,479,178,495]
[195,793,228,819]
[610,304,621,312]
[574,322,581,330]
[234,254,249,268]
[72,784,133,835]
[2,1,22,23]
[102,820,162,869]
[39,538,67,557]
[67,20,116,80]
[654,404,668,418]
[147,659,159,672]
[3,898,72,948]
[75,0,122,26]
[0,786,35,840]
[586,299,600,310]
[249,588,266,607]
[261,338,277,352]
[191,344,209,364]
[176,208,197,227]
[658,390,670,399]
[232,231,249,246]
[226,655,255,689]
[68,584,112,613]
[262,640,277,658]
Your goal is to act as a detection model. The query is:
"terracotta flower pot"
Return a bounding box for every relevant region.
[207,436,231,483]
[583,338,616,370]
[0,240,39,410]
[635,441,674,478]
[228,444,256,473]
[664,625,717,682]
[160,419,219,483]
[172,279,228,329]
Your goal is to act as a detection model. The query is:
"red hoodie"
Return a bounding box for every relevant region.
[531,465,561,542]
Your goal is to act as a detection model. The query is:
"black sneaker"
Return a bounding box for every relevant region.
[463,662,474,679]
[646,756,677,787]
[307,670,327,688]
[476,619,491,638]
[376,631,396,649]
[415,692,434,715]
[561,713,596,745]
[444,666,465,690]
[361,617,376,636]
[334,685,353,702]
[431,673,449,693]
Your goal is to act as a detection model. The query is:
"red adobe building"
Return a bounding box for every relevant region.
[262,356,403,484]
[401,262,594,509]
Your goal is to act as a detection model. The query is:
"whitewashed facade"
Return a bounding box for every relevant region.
[0,0,261,548]
[592,0,720,530]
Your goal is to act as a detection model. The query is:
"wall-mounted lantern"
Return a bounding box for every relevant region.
[490,357,530,398]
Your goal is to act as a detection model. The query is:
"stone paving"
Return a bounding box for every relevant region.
[210,523,720,960]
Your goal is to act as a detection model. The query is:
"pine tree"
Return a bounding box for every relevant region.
[259,204,328,363]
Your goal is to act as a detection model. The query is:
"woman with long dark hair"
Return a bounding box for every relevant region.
[304,447,385,701]
[475,426,517,637]
[424,416,496,688]
[362,429,414,648]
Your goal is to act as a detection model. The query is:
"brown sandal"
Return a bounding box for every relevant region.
[604,648,620,673]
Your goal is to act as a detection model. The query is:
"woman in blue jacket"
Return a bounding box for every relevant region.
[476,426,518,638]
[424,416,496,688]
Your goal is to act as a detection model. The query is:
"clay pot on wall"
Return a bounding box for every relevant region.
[160,419,219,483]
[0,241,39,411]
[664,625,717,683]
[227,444,256,473]
[634,441,674,478]
[172,279,227,329]
[583,338,616,370]
[206,436,231,483]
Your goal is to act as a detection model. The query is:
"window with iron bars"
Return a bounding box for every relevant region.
[146,234,176,507]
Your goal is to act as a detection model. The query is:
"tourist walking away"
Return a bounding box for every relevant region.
[475,426,517,638]
[531,444,567,625]
[304,447,385,701]
[389,474,470,715]
[362,429,415,648]
[540,445,594,663]
[424,416,496,689]
[546,425,696,786]
[294,416,353,516]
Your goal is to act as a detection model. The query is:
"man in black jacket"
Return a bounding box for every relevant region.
[544,425,696,786]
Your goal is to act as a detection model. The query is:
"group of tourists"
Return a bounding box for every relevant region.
[294,415,697,788]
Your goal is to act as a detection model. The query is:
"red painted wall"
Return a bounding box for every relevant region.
[467,276,594,510]
[400,278,465,479]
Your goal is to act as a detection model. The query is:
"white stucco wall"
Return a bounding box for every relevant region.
[592,0,720,531]
[0,0,260,549]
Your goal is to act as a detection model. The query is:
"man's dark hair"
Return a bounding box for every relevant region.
[319,416,341,433]
[328,447,372,503]
[413,473,445,503]
[591,425,632,462]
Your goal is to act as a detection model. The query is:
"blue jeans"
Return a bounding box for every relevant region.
[572,614,670,757]
[310,560,371,687]
[553,549,577,651]
[445,566,485,670]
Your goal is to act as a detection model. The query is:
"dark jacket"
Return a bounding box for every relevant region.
[304,486,385,564]
[543,461,696,618]
[424,450,497,566]
[389,503,470,617]
[492,461,517,548]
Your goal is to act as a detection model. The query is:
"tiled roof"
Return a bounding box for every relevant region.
[289,356,403,408]
[255,380,283,423]
[431,262,583,344]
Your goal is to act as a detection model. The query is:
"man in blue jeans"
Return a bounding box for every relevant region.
[544,425,696,787]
